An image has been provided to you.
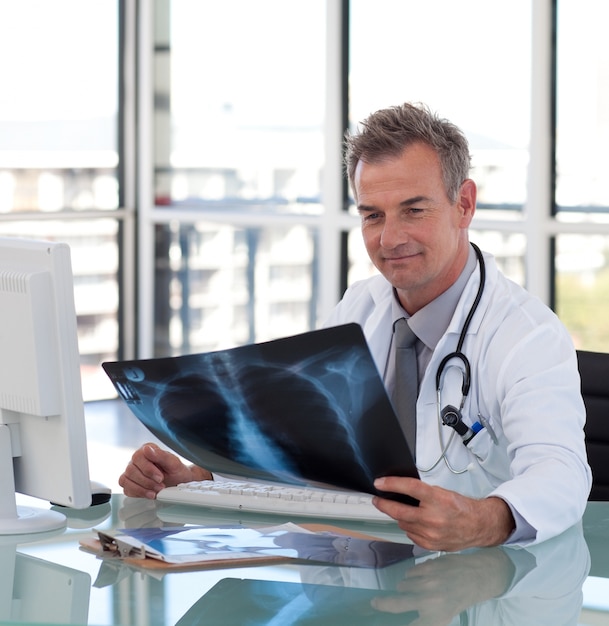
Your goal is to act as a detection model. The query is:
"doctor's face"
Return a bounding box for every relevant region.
[354,142,476,314]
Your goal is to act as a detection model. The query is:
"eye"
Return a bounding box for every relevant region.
[360,211,382,222]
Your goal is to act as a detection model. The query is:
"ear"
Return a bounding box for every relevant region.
[457,179,476,227]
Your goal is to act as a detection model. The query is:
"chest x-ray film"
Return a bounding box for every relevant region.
[103,323,418,503]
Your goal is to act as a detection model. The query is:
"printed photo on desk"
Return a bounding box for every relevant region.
[89,522,416,569]
[102,324,417,502]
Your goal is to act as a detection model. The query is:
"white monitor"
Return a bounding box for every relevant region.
[0,237,92,535]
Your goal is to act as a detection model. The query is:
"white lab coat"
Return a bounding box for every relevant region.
[324,250,592,545]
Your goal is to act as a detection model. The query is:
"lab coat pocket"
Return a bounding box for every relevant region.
[465,426,494,463]
[465,417,510,480]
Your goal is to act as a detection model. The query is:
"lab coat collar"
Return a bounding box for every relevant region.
[442,248,498,342]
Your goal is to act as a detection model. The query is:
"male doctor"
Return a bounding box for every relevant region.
[119,102,591,552]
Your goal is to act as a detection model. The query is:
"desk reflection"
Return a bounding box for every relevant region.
[175,522,590,626]
[112,497,590,625]
[0,549,91,624]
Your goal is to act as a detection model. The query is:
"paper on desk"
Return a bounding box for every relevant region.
[97,523,296,565]
[94,523,416,569]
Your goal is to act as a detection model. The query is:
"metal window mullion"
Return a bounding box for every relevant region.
[318,0,347,324]
[119,0,138,361]
[523,0,554,306]
[136,0,156,359]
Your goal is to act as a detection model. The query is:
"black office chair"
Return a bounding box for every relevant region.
[577,350,609,500]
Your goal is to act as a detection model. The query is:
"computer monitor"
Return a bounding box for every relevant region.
[0,237,92,535]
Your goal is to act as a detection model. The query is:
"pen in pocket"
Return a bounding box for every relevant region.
[478,413,498,444]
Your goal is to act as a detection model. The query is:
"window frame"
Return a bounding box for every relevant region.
[130,0,609,360]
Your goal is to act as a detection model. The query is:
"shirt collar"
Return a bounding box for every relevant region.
[391,245,477,351]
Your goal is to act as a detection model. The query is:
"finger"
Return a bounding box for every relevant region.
[118,470,161,499]
[372,477,422,519]
[120,450,168,495]
[120,457,164,487]
[140,444,186,478]
[374,476,433,501]
[130,447,167,483]
[139,443,168,470]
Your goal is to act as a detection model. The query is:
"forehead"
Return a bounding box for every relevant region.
[353,143,445,201]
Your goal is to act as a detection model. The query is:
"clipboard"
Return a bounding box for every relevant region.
[80,523,417,572]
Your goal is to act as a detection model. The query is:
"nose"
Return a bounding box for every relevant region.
[379,215,407,250]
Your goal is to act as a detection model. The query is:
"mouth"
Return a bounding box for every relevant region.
[383,251,420,262]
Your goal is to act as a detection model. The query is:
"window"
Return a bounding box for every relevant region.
[4,1,607,405]
[0,1,123,399]
[347,0,532,285]
[148,0,327,356]
[554,0,609,351]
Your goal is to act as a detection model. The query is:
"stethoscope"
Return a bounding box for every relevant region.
[417,242,486,474]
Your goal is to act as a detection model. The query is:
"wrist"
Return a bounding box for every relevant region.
[483,497,516,546]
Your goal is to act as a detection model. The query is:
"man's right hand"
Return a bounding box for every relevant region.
[118,442,212,499]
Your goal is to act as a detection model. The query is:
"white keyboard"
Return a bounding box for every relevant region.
[156,480,393,523]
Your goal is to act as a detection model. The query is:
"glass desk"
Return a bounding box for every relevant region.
[3,495,609,625]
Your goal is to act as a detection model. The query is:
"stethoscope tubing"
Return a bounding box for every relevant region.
[417,242,486,475]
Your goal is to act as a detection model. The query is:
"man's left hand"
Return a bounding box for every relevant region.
[373,476,515,552]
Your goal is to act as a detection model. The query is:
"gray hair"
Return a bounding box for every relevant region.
[344,102,471,203]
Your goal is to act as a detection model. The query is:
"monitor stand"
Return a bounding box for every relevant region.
[0,424,67,535]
